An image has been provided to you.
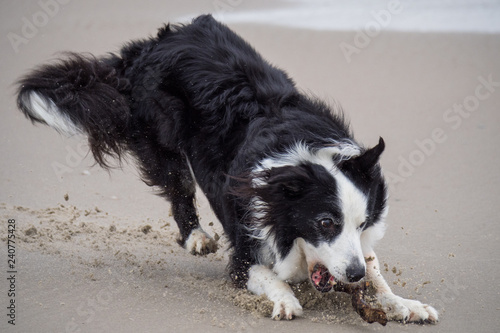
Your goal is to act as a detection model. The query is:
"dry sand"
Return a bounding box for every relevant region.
[1,1,499,332]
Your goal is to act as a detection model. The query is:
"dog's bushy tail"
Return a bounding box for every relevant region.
[16,53,131,167]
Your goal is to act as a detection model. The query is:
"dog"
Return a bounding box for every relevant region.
[16,14,438,323]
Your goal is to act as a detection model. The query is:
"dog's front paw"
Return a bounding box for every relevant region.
[184,228,218,255]
[378,293,438,324]
[271,294,303,320]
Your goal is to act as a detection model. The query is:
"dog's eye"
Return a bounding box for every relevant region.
[320,218,335,230]
[358,222,367,230]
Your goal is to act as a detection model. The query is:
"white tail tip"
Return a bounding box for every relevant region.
[23,91,79,136]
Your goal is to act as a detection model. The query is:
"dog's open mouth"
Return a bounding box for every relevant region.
[310,263,336,292]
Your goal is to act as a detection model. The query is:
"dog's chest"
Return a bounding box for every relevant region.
[270,242,309,283]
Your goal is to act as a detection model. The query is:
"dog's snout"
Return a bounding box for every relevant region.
[346,260,365,283]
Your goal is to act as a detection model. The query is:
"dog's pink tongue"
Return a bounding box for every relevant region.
[311,264,335,293]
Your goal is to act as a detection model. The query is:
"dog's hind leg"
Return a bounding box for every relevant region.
[132,140,217,255]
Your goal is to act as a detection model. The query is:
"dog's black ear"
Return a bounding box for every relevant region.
[228,165,308,201]
[231,163,334,203]
[358,137,385,170]
[340,137,385,173]
[263,165,309,200]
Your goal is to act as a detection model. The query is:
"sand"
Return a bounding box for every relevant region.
[1,1,499,332]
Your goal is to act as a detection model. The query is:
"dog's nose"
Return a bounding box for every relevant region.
[346,260,365,282]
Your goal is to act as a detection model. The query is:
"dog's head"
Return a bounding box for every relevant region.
[244,138,387,291]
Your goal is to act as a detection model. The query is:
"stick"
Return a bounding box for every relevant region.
[334,281,388,326]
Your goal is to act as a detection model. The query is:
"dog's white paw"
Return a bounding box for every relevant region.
[378,293,439,324]
[185,228,218,255]
[271,295,303,320]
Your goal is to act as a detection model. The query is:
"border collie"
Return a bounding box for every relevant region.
[16,15,438,323]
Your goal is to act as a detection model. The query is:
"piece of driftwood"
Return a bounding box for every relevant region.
[334,281,388,326]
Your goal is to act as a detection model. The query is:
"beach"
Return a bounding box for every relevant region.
[1,1,499,332]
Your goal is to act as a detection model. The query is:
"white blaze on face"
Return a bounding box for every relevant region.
[300,171,368,282]
[335,171,368,229]
[335,171,368,268]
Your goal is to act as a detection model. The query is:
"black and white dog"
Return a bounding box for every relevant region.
[17,15,437,323]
